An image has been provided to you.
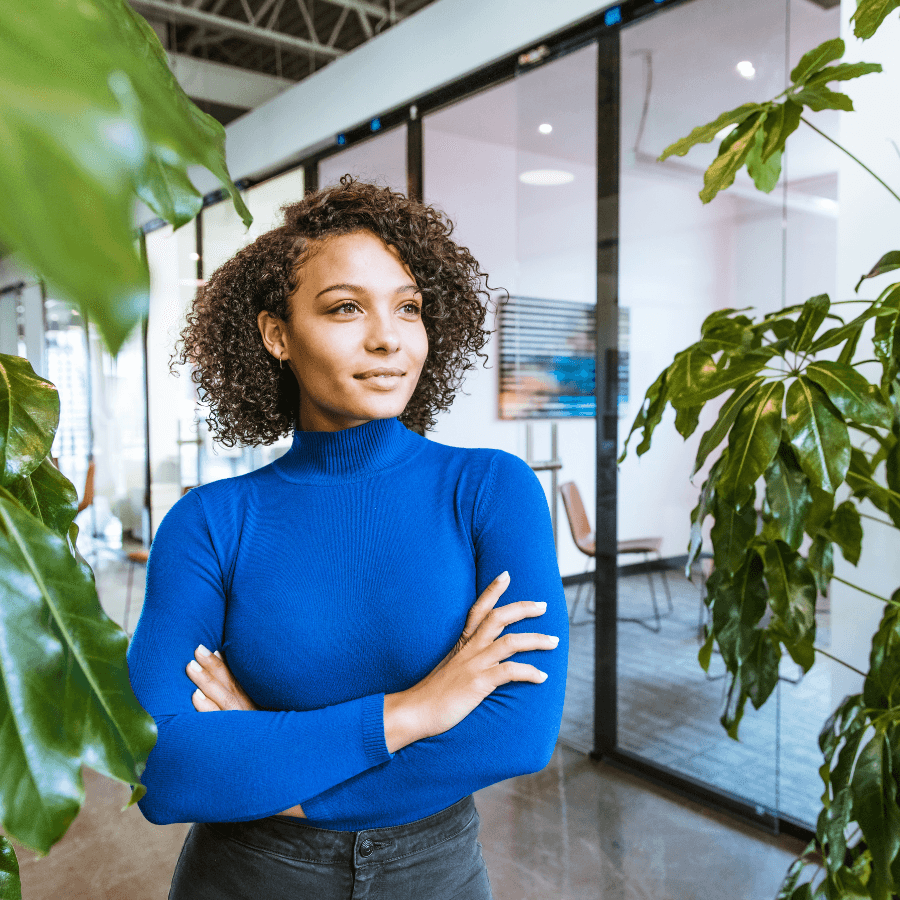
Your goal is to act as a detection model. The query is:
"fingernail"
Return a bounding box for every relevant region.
[498,571,510,582]
[196,644,211,657]
[188,660,203,673]
[537,671,548,681]
[549,635,560,645]
[194,688,206,698]
[213,650,222,659]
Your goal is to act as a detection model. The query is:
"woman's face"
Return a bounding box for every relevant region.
[258,229,429,433]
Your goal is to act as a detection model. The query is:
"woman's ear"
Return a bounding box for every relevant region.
[257,310,285,361]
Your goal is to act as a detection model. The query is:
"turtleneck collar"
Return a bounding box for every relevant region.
[272,415,423,485]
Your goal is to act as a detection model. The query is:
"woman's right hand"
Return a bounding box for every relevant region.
[383,571,559,751]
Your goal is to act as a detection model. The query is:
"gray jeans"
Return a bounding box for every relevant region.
[168,794,494,900]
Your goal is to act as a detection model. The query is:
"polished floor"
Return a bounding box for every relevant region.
[559,566,832,828]
[7,539,809,899]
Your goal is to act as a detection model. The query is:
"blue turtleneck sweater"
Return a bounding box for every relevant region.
[126,416,569,829]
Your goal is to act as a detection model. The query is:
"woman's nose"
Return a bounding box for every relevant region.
[365,310,401,352]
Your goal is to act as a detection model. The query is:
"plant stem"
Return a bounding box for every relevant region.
[859,511,894,527]
[814,646,867,678]
[832,574,892,604]
[801,116,900,205]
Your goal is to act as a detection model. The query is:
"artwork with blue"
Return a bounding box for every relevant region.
[498,296,597,419]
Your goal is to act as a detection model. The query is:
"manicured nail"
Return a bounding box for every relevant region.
[188,660,203,673]
[537,671,548,681]
[549,636,560,645]
[194,688,206,698]
[498,571,510,582]
[196,644,211,657]
[213,650,222,660]
[535,602,547,611]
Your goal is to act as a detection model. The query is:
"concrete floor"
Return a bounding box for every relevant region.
[5,539,808,900]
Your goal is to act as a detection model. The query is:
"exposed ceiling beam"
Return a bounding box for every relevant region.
[321,0,392,22]
[130,0,344,58]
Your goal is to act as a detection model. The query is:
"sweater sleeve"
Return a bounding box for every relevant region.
[126,488,394,825]
[297,451,570,829]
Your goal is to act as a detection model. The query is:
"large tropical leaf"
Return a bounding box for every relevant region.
[805,360,892,429]
[692,377,765,475]
[0,355,60,487]
[717,380,785,505]
[0,0,252,356]
[785,376,851,494]
[764,444,812,550]
[0,488,157,854]
[852,0,900,39]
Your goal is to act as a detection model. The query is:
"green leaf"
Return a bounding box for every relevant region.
[668,346,718,409]
[743,630,782,709]
[850,731,900,882]
[790,38,845,85]
[658,103,765,162]
[687,455,725,574]
[0,0,251,355]
[0,487,157,854]
[718,380,785,506]
[808,534,834,595]
[692,378,765,476]
[765,444,813,550]
[677,348,777,411]
[851,0,900,40]
[674,404,703,439]
[793,295,831,352]
[776,851,815,900]
[761,540,817,671]
[824,501,863,566]
[855,251,900,292]
[760,100,803,162]
[711,552,768,673]
[0,836,21,900]
[700,113,767,204]
[804,61,883,89]
[805,360,892,429]
[864,603,900,711]
[785,376,851,494]
[746,124,782,193]
[6,457,79,538]
[710,490,757,575]
[794,87,855,113]
[0,355,60,486]
[619,366,669,462]
[807,482,837,537]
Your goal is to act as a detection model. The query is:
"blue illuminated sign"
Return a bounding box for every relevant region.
[337,134,346,145]
[604,6,621,25]
[371,117,382,131]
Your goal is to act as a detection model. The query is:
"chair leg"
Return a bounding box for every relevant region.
[569,555,594,625]
[656,550,674,613]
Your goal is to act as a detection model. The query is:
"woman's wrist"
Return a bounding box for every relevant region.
[383,690,427,753]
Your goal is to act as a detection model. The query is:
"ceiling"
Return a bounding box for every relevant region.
[133,0,439,124]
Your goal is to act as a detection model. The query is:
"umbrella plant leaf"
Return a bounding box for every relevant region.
[793,294,831,352]
[710,489,758,575]
[0,354,60,487]
[765,444,813,550]
[855,251,900,292]
[794,86,855,113]
[808,534,834,595]
[693,377,765,476]
[718,380,785,506]
[790,37,845,85]
[0,836,21,900]
[674,404,703,439]
[742,630,782,709]
[700,112,767,204]
[805,360,892,428]
[0,488,156,854]
[667,346,717,409]
[804,61,883,88]
[785,376,851,494]
[823,501,863,566]
[658,103,765,161]
[852,0,900,39]
[760,99,803,162]
[745,125,782,193]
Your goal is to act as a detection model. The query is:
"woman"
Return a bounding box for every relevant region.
[126,176,569,900]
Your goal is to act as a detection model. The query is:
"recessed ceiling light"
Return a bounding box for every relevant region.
[519,169,575,186]
[538,123,553,134]
[736,60,756,79]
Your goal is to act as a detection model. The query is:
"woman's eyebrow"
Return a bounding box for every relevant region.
[315,283,420,299]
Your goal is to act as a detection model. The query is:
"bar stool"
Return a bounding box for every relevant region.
[559,481,674,631]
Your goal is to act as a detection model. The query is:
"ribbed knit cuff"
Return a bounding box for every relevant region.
[361,692,394,765]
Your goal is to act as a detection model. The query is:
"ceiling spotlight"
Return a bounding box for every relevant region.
[736,60,756,79]
[519,169,574,186]
[189,252,201,261]
[538,123,553,134]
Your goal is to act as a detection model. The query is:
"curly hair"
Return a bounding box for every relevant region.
[171,175,500,446]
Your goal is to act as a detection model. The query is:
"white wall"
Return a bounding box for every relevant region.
[828,2,900,706]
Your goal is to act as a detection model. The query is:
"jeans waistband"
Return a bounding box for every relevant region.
[204,795,476,866]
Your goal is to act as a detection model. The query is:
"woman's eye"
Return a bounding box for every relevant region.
[403,303,422,315]
[334,301,358,314]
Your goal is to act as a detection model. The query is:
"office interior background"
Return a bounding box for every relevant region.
[2,0,899,896]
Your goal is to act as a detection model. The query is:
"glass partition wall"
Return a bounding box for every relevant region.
[8,0,847,838]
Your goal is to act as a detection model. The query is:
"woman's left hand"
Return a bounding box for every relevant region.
[186,645,260,711]
[185,646,307,818]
